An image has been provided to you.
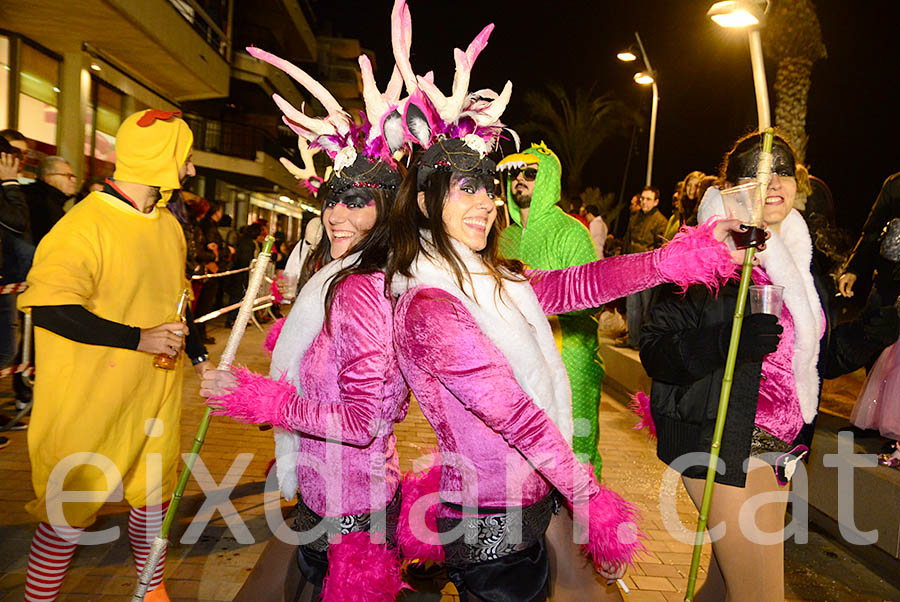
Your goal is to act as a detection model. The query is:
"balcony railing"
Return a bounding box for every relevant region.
[168,0,233,59]
[184,114,299,165]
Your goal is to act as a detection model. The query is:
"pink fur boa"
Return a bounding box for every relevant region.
[657,218,737,292]
[397,453,445,564]
[629,391,657,439]
[574,473,645,571]
[263,317,286,354]
[207,366,292,428]
[320,532,408,601]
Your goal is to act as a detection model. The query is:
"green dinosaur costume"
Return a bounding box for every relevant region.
[498,143,605,478]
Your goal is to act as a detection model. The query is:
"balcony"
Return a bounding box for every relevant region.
[184,114,308,198]
[0,0,231,100]
[167,0,232,60]
[231,50,307,112]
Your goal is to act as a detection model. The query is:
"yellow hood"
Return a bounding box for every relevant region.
[113,109,193,204]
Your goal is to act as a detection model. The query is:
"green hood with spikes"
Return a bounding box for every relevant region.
[496,142,605,481]
[501,142,563,229]
[498,143,597,270]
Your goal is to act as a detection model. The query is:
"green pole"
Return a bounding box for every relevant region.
[684,130,773,601]
[132,236,276,601]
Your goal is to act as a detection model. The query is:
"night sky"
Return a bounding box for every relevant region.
[314,0,900,235]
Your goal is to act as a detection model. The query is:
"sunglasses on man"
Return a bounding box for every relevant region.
[507,167,538,182]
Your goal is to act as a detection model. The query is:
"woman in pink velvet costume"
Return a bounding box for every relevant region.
[199,45,414,601]
[384,136,742,600]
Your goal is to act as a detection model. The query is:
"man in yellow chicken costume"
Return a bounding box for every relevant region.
[18,109,203,602]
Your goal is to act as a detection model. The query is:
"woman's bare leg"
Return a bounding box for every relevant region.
[546,508,625,602]
[682,457,787,602]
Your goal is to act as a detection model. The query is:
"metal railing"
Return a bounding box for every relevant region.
[183,114,299,164]
[168,0,233,60]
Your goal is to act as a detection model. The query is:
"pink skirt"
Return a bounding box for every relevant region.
[851,341,900,440]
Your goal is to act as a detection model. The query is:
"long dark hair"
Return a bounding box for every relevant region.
[302,186,394,328]
[385,160,525,297]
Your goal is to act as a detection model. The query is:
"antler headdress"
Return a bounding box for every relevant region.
[280,137,333,196]
[246,46,406,196]
[388,0,514,188]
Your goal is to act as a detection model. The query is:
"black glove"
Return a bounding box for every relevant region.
[862,305,900,348]
[718,312,782,363]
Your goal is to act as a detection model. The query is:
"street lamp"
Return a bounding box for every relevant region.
[617,32,658,186]
[683,4,774,602]
[707,0,770,128]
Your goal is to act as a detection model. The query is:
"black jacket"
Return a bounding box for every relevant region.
[845,172,900,299]
[640,254,889,487]
[24,179,69,246]
[1,180,30,280]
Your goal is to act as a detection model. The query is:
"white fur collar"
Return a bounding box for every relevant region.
[390,235,574,443]
[699,188,822,422]
[268,253,359,500]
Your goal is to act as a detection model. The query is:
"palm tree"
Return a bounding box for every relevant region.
[518,84,636,206]
[761,0,827,163]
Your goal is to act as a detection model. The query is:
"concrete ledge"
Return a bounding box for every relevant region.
[598,335,650,403]
[598,334,900,565]
[802,412,900,561]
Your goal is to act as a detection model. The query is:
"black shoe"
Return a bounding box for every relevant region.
[0,437,9,450]
[0,414,27,431]
[202,336,216,345]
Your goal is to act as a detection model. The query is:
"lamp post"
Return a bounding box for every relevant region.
[708,0,771,128]
[683,4,773,602]
[618,31,658,186]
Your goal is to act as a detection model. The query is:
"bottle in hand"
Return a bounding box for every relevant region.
[154,288,189,370]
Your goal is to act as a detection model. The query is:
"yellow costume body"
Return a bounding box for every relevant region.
[19,192,187,527]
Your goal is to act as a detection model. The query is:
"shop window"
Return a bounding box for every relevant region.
[84,78,124,179]
[0,36,9,130]
[17,43,59,148]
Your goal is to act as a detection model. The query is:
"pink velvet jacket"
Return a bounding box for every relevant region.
[393,250,682,511]
[293,273,409,516]
[221,273,410,517]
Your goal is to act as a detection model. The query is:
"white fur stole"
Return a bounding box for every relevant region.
[699,189,823,422]
[269,253,359,500]
[390,236,575,443]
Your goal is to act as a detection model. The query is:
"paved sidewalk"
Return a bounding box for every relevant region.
[1,314,897,600]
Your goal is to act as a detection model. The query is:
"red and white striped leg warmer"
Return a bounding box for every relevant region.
[24,522,83,601]
[128,502,169,592]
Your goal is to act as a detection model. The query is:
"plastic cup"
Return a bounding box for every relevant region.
[720,182,764,226]
[280,273,299,303]
[721,183,767,250]
[749,285,784,316]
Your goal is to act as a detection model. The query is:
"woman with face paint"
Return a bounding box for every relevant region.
[198,46,413,600]
[381,4,747,597]
[388,139,751,601]
[639,132,897,602]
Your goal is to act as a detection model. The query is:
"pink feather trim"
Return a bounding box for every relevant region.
[207,367,292,429]
[320,532,409,601]
[270,274,284,304]
[630,392,657,439]
[579,478,645,571]
[397,452,445,564]
[657,218,738,293]
[263,317,286,354]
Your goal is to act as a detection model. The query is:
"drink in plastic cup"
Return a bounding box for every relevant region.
[721,183,767,249]
[749,285,784,316]
[280,273,299,303]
